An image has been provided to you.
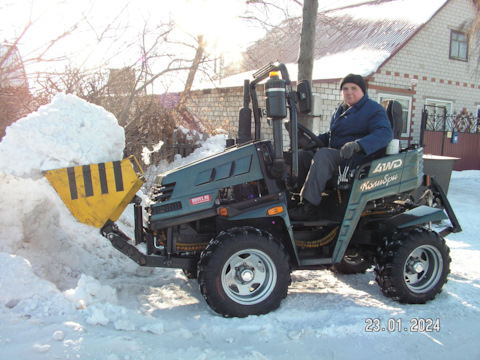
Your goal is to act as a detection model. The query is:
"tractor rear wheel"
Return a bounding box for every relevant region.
[332,246,373,274]
[198,226,291,317]
[375,227,450,304]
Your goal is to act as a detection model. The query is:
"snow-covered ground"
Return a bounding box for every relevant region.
[0,94,479,360]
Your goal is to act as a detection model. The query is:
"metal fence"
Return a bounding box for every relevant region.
[158,128,204,163]
[422,105,480,134]
[421,105,480,170]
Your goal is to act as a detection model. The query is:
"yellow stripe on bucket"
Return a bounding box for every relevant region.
[44,156,145,228]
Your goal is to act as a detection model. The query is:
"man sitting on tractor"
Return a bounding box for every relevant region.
[289,74,393,221]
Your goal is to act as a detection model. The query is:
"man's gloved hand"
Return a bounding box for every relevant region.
[340,141,361,158]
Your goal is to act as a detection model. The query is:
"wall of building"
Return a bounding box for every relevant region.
[186,86,244,138]
[310,81,343,134]
[186,84,297,148]
[371,0,479,145]
[186,80,345,148]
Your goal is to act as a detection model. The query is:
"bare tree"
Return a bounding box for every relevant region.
[470,0,480,74]
[242,0,300,31]
[0,5,82,138]
[297,0,318,84]
[34,12,214,160]
[297,0,318,129]
[0,43,31,138]
[180,35,206,106]
[2,1,262,157]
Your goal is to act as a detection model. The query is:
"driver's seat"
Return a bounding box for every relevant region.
[381,99,403,144]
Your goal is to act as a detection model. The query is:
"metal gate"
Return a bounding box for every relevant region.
[421,105,480,170]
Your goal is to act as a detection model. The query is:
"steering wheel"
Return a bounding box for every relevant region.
[297,122,325,151]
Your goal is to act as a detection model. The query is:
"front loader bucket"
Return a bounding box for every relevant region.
[44,156,145,228]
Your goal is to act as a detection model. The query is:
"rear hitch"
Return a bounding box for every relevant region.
[430,177,462,236]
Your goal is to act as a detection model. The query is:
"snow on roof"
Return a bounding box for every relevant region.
[330,0,449,25]
[206,0,449,89]
[311,47,391,80]
[195,47,390,89]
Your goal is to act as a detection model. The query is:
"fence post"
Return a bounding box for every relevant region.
[477,111,480,134]
[441,107,447,156]
[420,108,427,147]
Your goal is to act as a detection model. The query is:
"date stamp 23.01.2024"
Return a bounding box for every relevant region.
[365,318,440,333]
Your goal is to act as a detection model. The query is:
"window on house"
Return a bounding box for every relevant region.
[378,94,412,138]
[450,30,468,61]
[425,99,453,115]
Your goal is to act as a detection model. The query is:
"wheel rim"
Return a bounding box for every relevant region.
[344,250,365,265]
[403,245,444,293]
[221,249,277,305]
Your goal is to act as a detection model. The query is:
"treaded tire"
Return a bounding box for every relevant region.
[198,226,291,317]
[332,247,373,274]
[375,227,451,304]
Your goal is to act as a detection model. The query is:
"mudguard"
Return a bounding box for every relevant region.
[380,205,447,230]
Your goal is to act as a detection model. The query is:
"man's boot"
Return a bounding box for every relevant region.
[288,200,320,221]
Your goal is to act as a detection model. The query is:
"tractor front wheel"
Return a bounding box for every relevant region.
[198,226,291,317]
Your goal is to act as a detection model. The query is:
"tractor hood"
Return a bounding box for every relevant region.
[148,142,268,225]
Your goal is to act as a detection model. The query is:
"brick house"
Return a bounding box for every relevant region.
[186,0,479,168]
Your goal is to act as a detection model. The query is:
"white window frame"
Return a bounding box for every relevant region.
[425,99,453,115]
[449,30,469,62]
[378,93,412,138]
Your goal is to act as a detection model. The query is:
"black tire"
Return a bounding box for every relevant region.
[198,226,291,318]
[375,227,451,304]
[333,247,373,274]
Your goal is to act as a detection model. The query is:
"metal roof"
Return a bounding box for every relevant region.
[240,0,450,78]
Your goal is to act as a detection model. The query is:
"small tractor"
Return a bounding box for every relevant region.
[45,63,461,317]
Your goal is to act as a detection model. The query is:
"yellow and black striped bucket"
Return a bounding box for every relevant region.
[44,156,145,228]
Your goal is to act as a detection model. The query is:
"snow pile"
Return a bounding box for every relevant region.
[0,93,125,179]
[0,253,71,317]
[64,275,118,309]
[0,94,142,289]
[141,140,164,165]
[143,133,226,189]
[0,94,141,294]
[0,93,223,355]
[64,275,139,330]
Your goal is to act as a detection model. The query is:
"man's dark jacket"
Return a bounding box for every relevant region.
[318,94,393,165]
